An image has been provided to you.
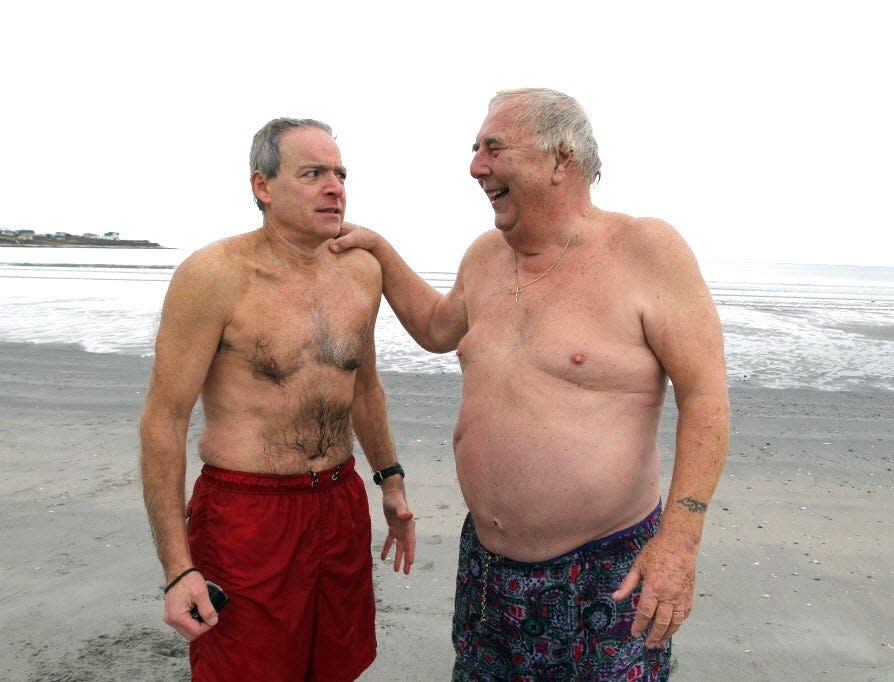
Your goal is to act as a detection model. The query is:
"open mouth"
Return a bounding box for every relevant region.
[487,188,509,202]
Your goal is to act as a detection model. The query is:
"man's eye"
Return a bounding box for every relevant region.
[305,169,319,178]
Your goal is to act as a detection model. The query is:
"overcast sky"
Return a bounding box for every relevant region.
[2,1,891,270]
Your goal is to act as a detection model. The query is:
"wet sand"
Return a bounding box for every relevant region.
[0,341,891,680]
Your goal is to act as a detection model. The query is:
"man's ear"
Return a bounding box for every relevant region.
[551,146,574,185]
[251,170,272,208]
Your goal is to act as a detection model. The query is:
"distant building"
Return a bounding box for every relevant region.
[16,229,35,241]
[53,232,69,240]
[0,229,14,237]
[103,232,120,240]
[83,232,99,239]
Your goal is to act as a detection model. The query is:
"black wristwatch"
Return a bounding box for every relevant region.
[373,463,405,486]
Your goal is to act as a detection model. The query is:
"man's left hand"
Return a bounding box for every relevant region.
[380,488,416,574]
[611,534,697,648]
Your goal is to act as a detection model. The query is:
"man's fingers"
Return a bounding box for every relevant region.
[188,579,219,627]
[164,604,213,642]
[381,534,395,561]
[629,594,657,639]
[329,224,363,253]
[175,618,213,642]
[663,612,686,640]
[402,528,416,575]
[382,522,416,574]
[645,602,674,648]
[611,565,642,602]
[403,517,416,574]
[193,599,219,627]
[163,572,219,641]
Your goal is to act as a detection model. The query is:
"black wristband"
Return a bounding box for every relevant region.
[373,463,405,486]
[164,567,199,593]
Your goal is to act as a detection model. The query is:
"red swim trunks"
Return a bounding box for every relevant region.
[187,457,376,682]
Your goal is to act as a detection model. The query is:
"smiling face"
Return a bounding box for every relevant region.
[254,127,347,241]
[469,98,556,233]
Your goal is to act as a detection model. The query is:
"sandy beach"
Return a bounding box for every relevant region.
[1,341,891,681]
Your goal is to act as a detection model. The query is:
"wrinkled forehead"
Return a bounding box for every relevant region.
[477,97,534,144]
[280,127,343,166]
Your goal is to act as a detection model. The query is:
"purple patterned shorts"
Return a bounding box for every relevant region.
[452,504,670,681]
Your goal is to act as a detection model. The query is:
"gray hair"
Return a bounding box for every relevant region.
[490,88,601,186]
[249,118,333,211]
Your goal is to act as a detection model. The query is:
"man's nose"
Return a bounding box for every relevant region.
[323,172,345,196]
[470,150,490,180]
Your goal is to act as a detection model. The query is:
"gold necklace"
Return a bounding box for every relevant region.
[512,232,576,303]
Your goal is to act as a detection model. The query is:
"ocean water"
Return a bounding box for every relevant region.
[2,246,892,392]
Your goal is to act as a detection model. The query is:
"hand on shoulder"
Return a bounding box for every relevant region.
[329,222,381,254]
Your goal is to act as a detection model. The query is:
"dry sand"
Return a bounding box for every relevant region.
[0,341,891,681]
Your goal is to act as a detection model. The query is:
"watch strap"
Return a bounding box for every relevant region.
[373,463,405,485]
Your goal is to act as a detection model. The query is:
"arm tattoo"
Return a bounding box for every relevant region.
[676,496,708,513]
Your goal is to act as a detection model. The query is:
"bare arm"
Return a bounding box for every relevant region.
[331,223,468,352]
[139,249,234,640]
[613,219,730,647]
[350,276,416,574]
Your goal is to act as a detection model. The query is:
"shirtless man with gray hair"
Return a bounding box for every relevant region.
[331,88,729,680]
[140,118,415,682]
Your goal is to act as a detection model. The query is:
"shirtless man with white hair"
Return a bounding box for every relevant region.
[331,88,729,680]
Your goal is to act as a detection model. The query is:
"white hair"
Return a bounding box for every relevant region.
[491,88,602,185]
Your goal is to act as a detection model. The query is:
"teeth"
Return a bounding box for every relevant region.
[487,188,507,200]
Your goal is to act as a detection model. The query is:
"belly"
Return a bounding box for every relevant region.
[199,366,357,475]
[453,369,665,561]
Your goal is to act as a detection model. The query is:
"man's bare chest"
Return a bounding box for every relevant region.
[458,285,659,390]
[217,281,376,384]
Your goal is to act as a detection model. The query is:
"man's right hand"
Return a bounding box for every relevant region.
[329,222,380,254]
[163,570,219,641]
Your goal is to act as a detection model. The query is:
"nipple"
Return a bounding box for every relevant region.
[491,517,502,529]
[571,353,585,365]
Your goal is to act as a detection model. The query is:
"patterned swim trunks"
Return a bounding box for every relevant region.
[452,504,670,681]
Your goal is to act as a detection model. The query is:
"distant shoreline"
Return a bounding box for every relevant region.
[0,238,163,248]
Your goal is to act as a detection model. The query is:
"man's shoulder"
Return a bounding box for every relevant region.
[597,213,705,299]
[331,244,382,286]
[463,229,505,261]
[332,243,380,271]
[601,213,693,266]
[173,233,252,288]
